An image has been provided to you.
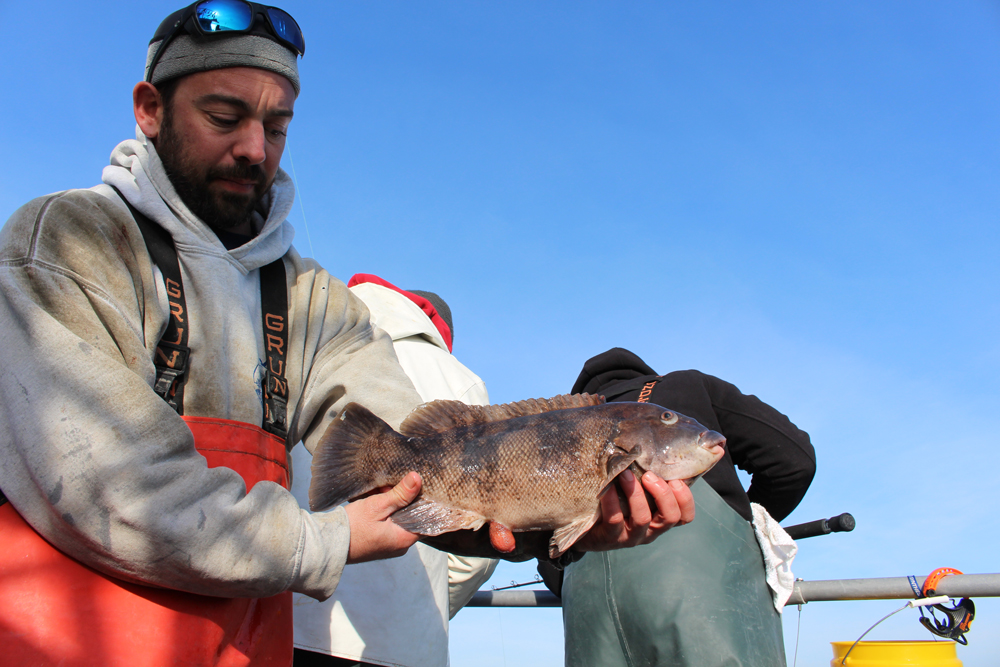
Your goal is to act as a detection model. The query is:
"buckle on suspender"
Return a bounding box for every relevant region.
[153,341,191,411]
[263,369,288,439]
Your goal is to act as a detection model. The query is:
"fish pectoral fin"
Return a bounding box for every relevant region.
[606,450,640,478]
[391,498,486,536]
[549,511,601,559]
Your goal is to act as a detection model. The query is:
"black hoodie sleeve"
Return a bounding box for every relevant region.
[698,372,816,521]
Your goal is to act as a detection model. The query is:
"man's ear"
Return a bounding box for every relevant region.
[134,82,164,140]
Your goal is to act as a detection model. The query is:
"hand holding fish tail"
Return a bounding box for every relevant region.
[574,470,695,552]
[344,472,423,564]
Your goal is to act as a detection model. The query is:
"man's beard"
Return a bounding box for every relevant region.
[157,113,271,232]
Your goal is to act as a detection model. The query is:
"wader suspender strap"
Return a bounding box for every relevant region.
[114,190,191,413]
[113,189,290,439]
[259,261,289,439]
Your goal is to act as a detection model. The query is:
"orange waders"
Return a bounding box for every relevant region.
[0,417,292,667]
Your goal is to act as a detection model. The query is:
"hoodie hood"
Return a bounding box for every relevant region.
[101,125,296,272]
[571,347,658,395]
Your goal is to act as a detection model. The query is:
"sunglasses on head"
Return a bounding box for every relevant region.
[146,0,305,84]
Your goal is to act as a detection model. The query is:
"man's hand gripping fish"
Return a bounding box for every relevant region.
[309,393,726,560]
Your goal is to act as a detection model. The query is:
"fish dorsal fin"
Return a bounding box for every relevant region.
[487,393,606,419]
[399,393,605,437]
[399,400,483,437]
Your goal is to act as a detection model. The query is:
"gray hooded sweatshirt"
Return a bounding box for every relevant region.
[0,129,422,601]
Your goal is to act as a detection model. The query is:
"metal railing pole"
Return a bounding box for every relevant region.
[466,573,1000,608]
[788,573,1000,604]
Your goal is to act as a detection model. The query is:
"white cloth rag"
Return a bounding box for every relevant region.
[751,503,798,613]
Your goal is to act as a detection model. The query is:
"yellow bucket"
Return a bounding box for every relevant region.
[830,641,961,666]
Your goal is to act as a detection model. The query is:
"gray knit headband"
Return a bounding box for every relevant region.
[145,33,300,96]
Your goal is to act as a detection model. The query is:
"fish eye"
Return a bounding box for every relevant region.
[660,411,678,425]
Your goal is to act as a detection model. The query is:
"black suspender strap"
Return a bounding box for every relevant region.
[259,260,289,439]
[113,188,191,414]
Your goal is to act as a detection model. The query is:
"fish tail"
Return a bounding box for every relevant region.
[308,402,401,511]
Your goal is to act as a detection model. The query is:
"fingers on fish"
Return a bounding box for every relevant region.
[309,403,402,511]
[489,521,517,553]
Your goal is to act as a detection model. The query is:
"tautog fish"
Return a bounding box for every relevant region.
[309,393,726,559]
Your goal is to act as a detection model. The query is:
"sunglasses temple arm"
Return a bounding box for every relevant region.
[145,17,188,83]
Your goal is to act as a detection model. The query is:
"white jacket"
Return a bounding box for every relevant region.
[291,279,497,667]
[0,129,423,601]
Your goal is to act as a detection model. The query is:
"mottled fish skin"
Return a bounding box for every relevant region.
[398,408,622,531]
[309,393,725,558]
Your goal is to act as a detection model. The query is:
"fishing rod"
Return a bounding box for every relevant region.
[783,512,855,540]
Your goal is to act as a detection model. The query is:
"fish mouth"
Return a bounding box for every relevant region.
[698,430,726,454]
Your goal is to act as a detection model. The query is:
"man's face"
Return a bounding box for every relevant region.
[152,67,296,233]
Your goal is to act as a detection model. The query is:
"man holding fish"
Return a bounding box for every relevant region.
[0,3,694,666]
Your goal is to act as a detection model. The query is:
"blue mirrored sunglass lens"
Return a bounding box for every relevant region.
[195,0,253,33]
[267,8,305,54]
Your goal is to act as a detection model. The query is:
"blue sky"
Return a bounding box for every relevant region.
[2,1,998,665]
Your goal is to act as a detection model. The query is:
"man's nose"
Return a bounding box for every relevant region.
[232,123,267,165]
